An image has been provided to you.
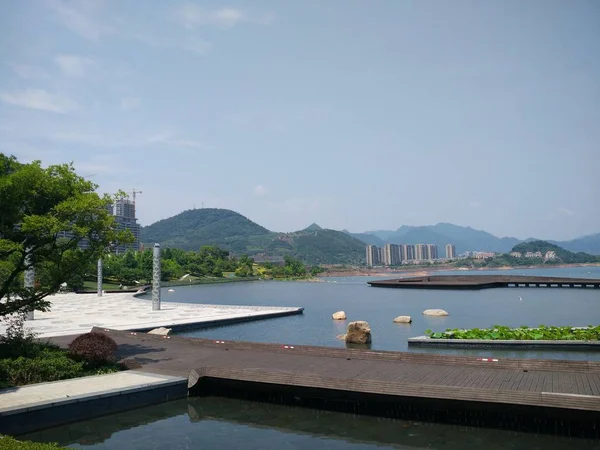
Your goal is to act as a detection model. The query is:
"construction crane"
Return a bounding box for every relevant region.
[132,189,142,204]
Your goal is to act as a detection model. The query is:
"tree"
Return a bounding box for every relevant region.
[0,154,132,316]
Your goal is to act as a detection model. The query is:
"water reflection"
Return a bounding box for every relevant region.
[22,397,600,450]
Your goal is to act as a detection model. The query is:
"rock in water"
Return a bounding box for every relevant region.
[148,327,172,336]
[422,309,449,316]
[345,321,371,344]
[336,334,346,340]
[332,311,347,320]
[393,315,412,323]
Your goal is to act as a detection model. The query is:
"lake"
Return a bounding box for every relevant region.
[22,266,600,449]
[175,266,600,361]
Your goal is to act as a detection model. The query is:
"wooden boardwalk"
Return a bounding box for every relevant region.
[52,328,599,436]
[368,274,600,290]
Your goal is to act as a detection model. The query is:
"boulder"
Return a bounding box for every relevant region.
[422,309,449,317]
[336,334,346,340]
[393,315,412,323]
[332,311,347,320]
[345,321,371,344]
[148,327,172,336]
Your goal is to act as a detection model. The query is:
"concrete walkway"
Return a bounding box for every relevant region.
[0,371,185,414]
[0,371,188,435]
[0,292,303,338]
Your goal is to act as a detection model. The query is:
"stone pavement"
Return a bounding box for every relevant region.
[0,292,303,338]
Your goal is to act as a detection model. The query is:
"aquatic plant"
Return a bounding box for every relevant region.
[424,325,600,340]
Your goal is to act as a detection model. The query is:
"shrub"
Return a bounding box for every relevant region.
[425,325,600,341]
[0,435,65,449]
[68,332,118,366]
[0,350,84,386]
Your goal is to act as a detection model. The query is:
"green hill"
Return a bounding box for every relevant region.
[512,240,599,264]
[140,208,365,265]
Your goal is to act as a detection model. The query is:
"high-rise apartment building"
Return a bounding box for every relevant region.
[366,245,380,267]
[400,244,415,261]
[426,244,438,260]
[382,243,400,266]
[445,244,456,259]
[112,199,140,254]
[414,244,426,261]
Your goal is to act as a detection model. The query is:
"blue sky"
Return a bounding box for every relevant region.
[1,1,598,240]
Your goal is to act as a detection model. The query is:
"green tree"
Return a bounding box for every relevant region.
[0,154,132,316]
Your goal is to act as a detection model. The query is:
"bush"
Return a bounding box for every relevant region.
[425,325,600,341]
[0,350,85,386]
[0,435,65,449]
[68,332,118,366]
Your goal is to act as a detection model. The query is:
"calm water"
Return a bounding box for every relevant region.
[22,397,600,450]
[25,267,600,449]
[172,266,600,361]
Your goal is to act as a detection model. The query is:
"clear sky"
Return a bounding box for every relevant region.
[1,1,598,240]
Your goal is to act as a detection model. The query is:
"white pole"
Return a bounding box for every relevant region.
[97,258,103,297]
[152,243,161,311]
[24,251,35,320]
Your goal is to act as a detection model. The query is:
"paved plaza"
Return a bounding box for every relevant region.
[0,292,303,338]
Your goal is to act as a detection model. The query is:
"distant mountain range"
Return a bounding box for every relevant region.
[140,209,365,265]
[347,223,600,255]
[140,209,600,265]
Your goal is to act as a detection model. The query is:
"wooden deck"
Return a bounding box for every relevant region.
[368,274,600,289]
[50,328,600,437]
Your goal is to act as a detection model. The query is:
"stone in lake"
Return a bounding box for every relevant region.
[393,315,412,323]
[422,309,449,317]
[148,327,172,336]
[332,311,347,320]
[336,334,346,340]
[345,321,371,344]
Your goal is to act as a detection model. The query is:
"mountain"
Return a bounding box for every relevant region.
[140,209,365,265]
[427,223,522,253]
[303,223,323,231]
[359,223,527,254]
[553,233,600,255]
[343,230,386,247]
[512,240,599,263]
[363,230,397,241]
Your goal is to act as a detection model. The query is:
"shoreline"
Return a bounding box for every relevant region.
[318,262,600,278]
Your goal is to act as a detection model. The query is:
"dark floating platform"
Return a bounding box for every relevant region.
[368,275,600,290]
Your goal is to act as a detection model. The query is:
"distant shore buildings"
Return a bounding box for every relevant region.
[445,244,456,259]
[366,243,444,267]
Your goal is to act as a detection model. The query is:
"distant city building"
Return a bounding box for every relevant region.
[473,251,495,259]
[111,199,140,254]
[366,245,380,267]
[400,244,415,261]
[414,244,426,261]
[383,243,401,266]
[544,251,557,260]
[510,252,522,258]
[426,244,438,260]
[524,251,543,258]
[445,244,456,259]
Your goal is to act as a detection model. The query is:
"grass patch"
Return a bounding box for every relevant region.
[0,436,66,449]
[425,325,600,341]
[0,340,121,390]
[82,280,127,291]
